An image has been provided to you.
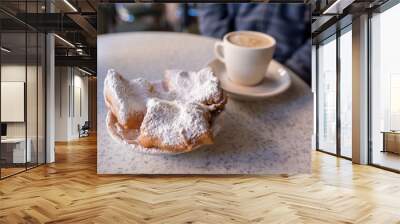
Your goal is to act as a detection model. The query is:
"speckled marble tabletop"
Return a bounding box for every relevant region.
[97,32,312,174]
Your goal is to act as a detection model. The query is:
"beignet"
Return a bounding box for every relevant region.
[164,67,226,111]
[137,98,213,153]
[103,67,226,153]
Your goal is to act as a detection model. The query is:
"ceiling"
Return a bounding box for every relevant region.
[0,0,97,74]
[311,0,391,44]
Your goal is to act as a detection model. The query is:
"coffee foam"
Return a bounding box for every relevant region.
[228,33,271,48]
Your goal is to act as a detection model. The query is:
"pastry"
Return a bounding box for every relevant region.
[104,69,154,129]
[164,67,227,111]
[104,67,227,153]
[137,98,213,153]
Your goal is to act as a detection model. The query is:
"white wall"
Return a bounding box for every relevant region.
[54,67,69,141]
[54,67,89,141]
[1,64,46,164]
[1,65,40,138]
[1,66,26,138]
[73,73,89,137]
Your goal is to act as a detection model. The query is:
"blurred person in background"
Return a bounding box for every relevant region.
[105,3,199,34]
[198,4,311,85]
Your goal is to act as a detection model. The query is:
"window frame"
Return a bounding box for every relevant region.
[315,22,353,161]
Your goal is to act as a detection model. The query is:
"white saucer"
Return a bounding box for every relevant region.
[208,59,291,100]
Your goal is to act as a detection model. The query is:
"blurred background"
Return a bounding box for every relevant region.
[98,3,200,35]
[98,3,312,86]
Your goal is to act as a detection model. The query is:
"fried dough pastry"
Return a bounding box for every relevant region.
[104,67,226,153]
[137,98,213,153]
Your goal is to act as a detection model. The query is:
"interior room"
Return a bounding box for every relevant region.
[313,0,400,172]
[0,5,46,178]
[54,67,96,142]
[370,3,400,170]
[0,0,96,179]
[0,1,400,223]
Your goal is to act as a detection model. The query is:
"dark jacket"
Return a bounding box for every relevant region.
[198,3,311,85]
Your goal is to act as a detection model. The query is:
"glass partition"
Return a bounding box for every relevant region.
[38,32,45,165]
[1,30,28,177]
[27,30,38,169]
[0,1,46,179]
[26,0,46,169]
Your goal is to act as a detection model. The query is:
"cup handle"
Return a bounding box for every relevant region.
[214,41,225,63]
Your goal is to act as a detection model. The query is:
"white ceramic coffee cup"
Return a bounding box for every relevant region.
[214,31,276,86]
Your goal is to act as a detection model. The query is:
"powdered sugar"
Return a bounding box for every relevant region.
[164,67,222,105]
[140,98,210,147]
[104,69,150,125]
[104,67,226,152]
